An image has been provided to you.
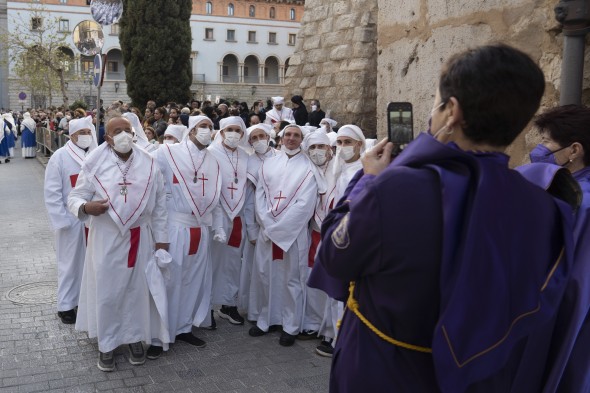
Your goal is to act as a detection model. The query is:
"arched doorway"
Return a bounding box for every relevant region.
[244,55,259,84]
[222,54,239,83]
[264,56,279,84]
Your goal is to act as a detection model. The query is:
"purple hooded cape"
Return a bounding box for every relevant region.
[314,133,574,392]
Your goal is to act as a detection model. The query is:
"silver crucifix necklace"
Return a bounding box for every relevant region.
[113,151,134,202]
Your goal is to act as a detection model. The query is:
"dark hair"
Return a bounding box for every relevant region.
[534,105,590,166]
[438,44,545,147]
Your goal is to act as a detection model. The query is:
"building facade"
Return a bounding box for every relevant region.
[5,0,303,110]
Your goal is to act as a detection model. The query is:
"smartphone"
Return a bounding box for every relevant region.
[387,102,413,155]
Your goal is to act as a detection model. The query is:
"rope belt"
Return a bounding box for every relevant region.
[345,281,433,354]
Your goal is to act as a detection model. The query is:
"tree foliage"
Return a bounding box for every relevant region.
[119,0,193,108]
[0,4,73,108]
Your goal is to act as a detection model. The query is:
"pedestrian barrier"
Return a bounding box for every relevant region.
[35,127,69,156]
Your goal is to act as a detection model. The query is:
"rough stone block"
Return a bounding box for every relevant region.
[377,0,418,25]
[303,35,322,50]
[310,5,330,22]
[341,58,374,72]
[353,42,377,58]
[427,0,530,24]
[353,26,376,43]
[330,44,353,61]
[302,63,319,77]
[332,1,350,15]
[323,31,344,48]
[336,13,360,30]
[289,54,302,67]
[316,74,333,87]
[318,17,335,35]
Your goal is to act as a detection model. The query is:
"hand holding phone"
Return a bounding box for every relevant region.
[387,102,413,156]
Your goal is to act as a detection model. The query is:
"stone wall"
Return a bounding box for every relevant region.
[377,0,590,165]
[284,0,379,135]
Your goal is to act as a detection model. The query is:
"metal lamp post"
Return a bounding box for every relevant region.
[555,0,590,105]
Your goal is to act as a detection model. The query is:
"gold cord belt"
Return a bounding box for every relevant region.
[344,281,432,353]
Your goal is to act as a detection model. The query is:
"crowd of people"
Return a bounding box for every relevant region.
[25,42,590,391]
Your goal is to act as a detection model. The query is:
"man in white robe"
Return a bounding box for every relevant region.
[264,97,294,126]
[67,115,169,372]
[334,124,366,201]
[242,123,278,321]
[208,117,249,325]
[44,116,97,324]
[248,124,320,346]
[123,112,158,153]
[163,124,187,145]
[148,115,222,359]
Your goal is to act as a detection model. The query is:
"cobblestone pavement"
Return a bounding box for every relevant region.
[0,148,331,393]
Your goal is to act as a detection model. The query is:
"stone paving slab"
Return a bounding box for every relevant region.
[0,148,331,392]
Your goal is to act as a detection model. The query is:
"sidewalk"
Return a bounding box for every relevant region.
[0,148,330,393]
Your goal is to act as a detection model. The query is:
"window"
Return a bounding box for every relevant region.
[288,34,296,46]
[222,65,229,77]
[60,0,67,3]
[31,17,43,31]
[226,29,235,42]
[228,3,234,16]
[268,32,277,44]
[58,18,69,32]
[110,23,119,35]
[80,57,93,73]
[249,5,255,17]
[206,1,212,14]
[205,28,214,40]
[248,31,257,43]
[107,61,118,73]
[269,7,275,19]
[290,8,296,20]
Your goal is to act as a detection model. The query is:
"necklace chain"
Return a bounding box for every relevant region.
[113,150,134,181]
[223,145,239,183]
[186,141,206,183]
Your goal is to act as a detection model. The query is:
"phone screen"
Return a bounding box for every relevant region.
[388,106,413,145]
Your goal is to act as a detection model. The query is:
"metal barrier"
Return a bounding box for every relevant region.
[35,127,69,157]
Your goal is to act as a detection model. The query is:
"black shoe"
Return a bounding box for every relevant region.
[97,350,115,372]
[202,310,217,330]
[176,333,206,348]
[5,159,9,163]
[279,331,297,347]
[248,326,267,337]
[297,330,319,340]
[57,309,76,324]
[218,305,245,325]
[128,342,145,365]
[315,340,334,357]
[146,345,163,359]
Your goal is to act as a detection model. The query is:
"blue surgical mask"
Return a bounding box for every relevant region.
[529,144,568,165]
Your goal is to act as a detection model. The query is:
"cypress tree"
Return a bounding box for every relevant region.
[119,0,192,108]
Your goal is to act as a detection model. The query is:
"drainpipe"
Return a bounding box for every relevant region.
[555,0,590,105]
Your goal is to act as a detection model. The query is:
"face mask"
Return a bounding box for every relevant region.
[309,148,328,166]
[76,135,93,149]
[223,131,241,148]
[282,145,301,155]
[529,144,569,165]
[112,131,133,153]
[196,127,212,145]
[252,139,269,154]
[338,146,356,161]
[311,105,318,112]
[163,139,176,145]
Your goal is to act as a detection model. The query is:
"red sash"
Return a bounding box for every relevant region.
[272,242,284,261]
[70,174,79,188]
[188,227,202,255]
[228,216,243,248]
[128,227,140,268]
[308,230,321,267]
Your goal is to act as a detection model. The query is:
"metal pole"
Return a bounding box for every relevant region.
[555,0,590,105]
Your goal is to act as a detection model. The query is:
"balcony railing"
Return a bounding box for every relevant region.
[193,73,206,83]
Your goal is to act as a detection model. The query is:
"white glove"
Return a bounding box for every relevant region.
[213,227,227,243]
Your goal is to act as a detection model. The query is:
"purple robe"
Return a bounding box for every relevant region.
[313,133,574,393]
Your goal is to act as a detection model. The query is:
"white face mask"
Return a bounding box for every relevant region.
[311,105,318,112]
[282,145,301,155]
[196,127,212,145]
[252,139,269,154]
[75,135,93,149]
[338,146,356,161]
[309,148,328,166]
[112,132,133,153]
[223,131,241,149]
[163,139,176,145]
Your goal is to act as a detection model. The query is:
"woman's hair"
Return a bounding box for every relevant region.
[144,126,156,140]
[535,105,590,166]
[438,44,545,147]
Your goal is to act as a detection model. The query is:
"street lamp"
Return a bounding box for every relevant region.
[114,82,120,92]
[251,85,257,96]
